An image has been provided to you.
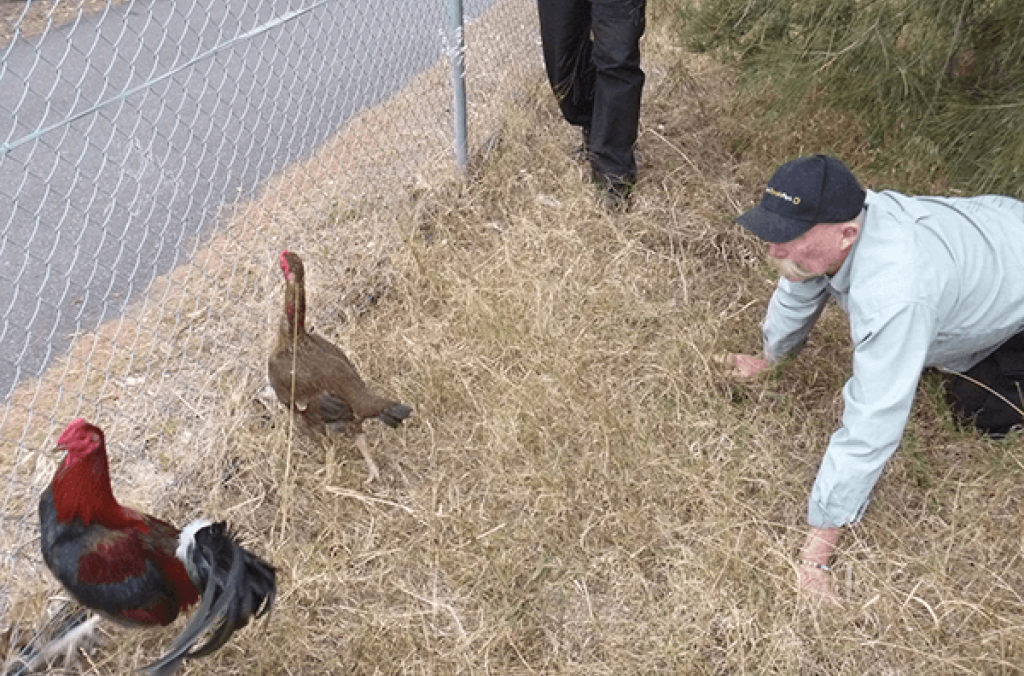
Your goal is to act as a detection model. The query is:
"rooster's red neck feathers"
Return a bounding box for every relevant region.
[50,419,148,531]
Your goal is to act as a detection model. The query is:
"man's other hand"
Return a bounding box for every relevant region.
[727,353,771,380]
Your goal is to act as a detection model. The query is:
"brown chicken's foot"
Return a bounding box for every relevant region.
[354,433,380,484]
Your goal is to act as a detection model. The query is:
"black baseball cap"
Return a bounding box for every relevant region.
[736,155,866,243]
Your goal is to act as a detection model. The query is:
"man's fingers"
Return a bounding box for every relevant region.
[720,353,769,379]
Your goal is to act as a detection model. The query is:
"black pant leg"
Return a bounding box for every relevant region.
[588,0,646,183]
[949,333,1024,435]
[537,0,595,129]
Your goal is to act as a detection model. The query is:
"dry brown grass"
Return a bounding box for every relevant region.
[3,0,1024,674]
[0,0,121,48]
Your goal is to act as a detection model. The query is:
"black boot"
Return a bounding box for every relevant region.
[592,168,634,211]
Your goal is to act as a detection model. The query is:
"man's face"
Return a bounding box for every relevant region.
[767,222,847,281]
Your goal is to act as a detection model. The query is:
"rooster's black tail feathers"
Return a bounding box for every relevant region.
[141,521,276,676]
[185,522,276,655]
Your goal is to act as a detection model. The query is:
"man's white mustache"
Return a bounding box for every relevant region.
[770,256,818,282]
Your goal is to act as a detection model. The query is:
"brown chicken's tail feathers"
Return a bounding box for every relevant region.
[377,402,413,428]
[142,520,276,675]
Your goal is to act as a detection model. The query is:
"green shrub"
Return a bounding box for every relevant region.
[682,0,1024,197]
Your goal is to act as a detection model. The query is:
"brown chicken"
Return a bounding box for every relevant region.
[268,251,412,483]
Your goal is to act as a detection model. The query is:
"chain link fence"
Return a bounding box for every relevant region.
[0,0,541,668]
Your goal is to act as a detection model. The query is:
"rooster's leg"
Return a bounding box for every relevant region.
[22,613,103,673]
[353,433,380,484]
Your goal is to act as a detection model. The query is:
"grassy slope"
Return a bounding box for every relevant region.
[4,1,1024,674]
[243,10,1024,672]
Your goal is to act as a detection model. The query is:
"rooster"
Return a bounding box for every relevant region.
[37,418,276,675]
[268,250,412,483]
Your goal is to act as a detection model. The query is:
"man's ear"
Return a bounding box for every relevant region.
[839,221,861,250]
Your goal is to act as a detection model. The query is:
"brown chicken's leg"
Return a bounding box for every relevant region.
[354,433,380,484]
[324,443,336,485]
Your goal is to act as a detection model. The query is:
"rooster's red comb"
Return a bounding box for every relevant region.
[56,418,103,449]
[279,250,291,274]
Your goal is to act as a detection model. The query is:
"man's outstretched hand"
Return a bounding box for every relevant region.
[797,527,842,605]
[727,353,771,380]
[797,563,839,604]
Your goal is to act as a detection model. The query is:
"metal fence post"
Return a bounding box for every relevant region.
[447,0,468,173]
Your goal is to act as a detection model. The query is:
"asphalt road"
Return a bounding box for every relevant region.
[0,0,502,401]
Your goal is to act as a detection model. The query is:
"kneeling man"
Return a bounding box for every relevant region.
[732,154,1024,598]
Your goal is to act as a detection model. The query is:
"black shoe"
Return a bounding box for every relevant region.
[593,171,634,212]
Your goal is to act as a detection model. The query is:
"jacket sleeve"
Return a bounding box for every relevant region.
[807,302,935,528]
[762,276,830,363]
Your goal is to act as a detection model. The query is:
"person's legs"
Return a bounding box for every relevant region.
[588,0,645,188]
[538,0,595,131]
[949,333,1024,435]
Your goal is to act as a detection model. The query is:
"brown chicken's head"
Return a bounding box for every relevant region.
[279,251,305,284]
[56,418,105,467]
